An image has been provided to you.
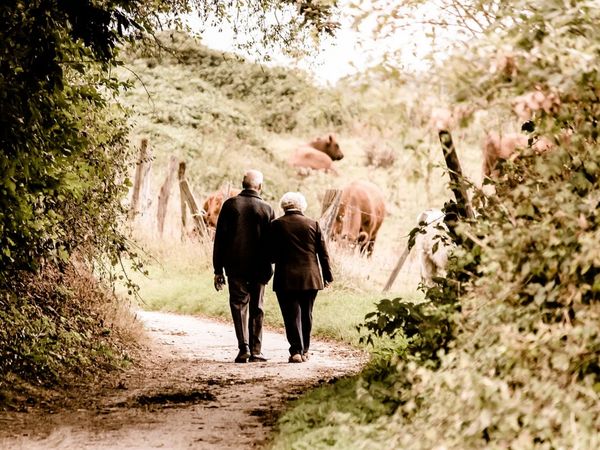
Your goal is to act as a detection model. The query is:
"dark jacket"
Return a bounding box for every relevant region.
[213,189,275,283]
[270,210,333,292]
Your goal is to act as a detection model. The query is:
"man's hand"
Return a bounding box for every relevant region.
[214,274,226,291]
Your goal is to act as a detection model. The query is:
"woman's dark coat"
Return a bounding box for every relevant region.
[270,210,333,292]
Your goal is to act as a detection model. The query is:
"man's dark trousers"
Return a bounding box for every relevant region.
[228,277,265,354]
[276,290,317,356]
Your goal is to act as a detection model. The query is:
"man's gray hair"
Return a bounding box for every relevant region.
[242,169,264,190]
[280,192,307,212]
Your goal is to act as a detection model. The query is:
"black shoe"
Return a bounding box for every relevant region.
[235,350,250,363]
[249,353,268,362]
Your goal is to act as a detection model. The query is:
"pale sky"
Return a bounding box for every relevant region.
[188,2,463,85]
[187,13,364,85]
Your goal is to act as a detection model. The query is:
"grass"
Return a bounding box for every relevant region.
[128,236,423,346]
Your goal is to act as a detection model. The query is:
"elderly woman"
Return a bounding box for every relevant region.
[270,192,333,363]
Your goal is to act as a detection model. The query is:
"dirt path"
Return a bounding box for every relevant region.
[0,311,367,449]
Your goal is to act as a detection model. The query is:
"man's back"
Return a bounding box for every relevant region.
[213,189,274,283]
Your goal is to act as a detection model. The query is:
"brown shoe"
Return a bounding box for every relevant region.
[301,352,310,362]
[249,353,269,362]
[288,354,303,363]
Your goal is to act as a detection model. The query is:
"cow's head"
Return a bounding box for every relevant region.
[202,187,240,229]
[331,205,373,256]
[312,134,344,161]
[202,194,223,229]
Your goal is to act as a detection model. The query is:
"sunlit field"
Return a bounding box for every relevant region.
[118,35,487,345]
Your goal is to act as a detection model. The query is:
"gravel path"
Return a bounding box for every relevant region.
[0,310,366,449]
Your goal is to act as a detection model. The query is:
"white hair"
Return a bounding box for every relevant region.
[280,192,307,212]
[242,169,263,190]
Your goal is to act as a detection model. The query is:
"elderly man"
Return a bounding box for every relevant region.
[213,169,275,363]
[270,192,333,363]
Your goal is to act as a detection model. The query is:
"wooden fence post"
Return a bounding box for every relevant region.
[438,130,475,219]
[178,161,188,240]
[178,161,208,238]
[382,245,411,292]
[319,189,342,239]
[156,155,179,237]
[222,182,232,198]
[129,138,152,221]
[383,130,473,291]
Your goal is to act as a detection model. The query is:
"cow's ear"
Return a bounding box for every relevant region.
[328,134,333,143]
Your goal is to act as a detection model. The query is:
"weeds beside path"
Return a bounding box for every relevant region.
[0,310,367,449]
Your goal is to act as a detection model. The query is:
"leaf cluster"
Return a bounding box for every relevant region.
[125,31,355,133]
[0,264,134,402]
[0,1,151,277]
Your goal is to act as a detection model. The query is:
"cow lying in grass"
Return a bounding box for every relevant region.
[289,134,344,175]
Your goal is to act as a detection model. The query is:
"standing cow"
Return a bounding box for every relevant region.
[331,180,386,257]
[482,132,554,179]
[289,134,344,175]
[414,209,453,287]
[202,187,241,229]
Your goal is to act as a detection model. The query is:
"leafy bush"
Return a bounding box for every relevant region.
[270,2,600,446]
[0,263,137,408]
[0,4,135,276]
[0,1,151,395]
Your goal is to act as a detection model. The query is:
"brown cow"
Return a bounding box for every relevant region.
[289,134,344,174]
[331,180,386,257]
[512,89,560,122]
[482,132,554,178]
[202,187,241,229]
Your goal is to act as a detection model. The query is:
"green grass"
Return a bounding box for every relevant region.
[131,256,421,346]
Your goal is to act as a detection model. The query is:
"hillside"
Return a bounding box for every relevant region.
[117,32,485,293]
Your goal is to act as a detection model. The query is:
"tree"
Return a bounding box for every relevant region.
[0,0,338,280]
[0,0,337,386]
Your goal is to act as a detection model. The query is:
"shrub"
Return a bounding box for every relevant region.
[0,263,139,408]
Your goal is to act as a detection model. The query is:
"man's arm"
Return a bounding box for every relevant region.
[212,200,231,278]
